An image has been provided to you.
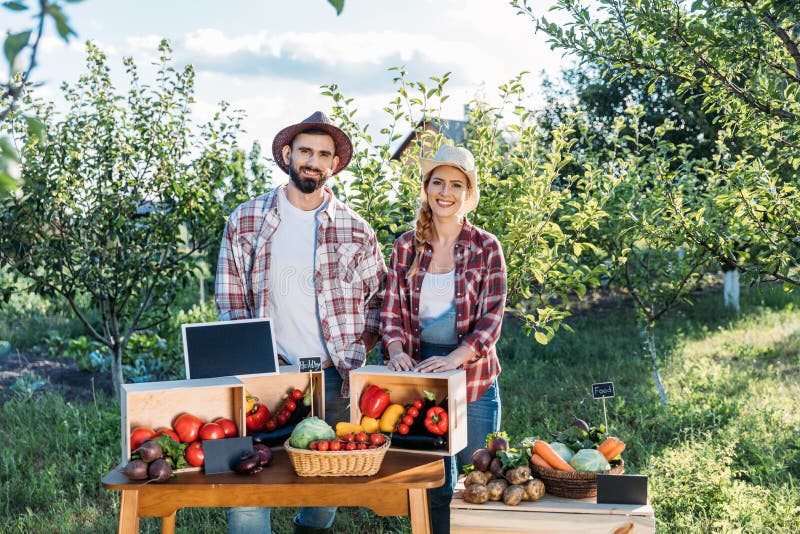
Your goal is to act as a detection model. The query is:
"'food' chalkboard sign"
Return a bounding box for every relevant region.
[592,382,615,399]
[299,357,322,373]
[182,318,279,379]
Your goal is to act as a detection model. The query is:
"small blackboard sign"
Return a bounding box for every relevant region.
[299,357,322,373]
[183,318,279,379]
[202,436,253,475]
[597,473,648,505]
[592,381,615,399]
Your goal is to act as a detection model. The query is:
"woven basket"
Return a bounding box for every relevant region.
[284,438,390,477]
[531,460,624,498]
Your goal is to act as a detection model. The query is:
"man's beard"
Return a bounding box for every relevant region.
[289,164,328,194]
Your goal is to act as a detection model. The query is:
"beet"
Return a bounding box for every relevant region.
[488,436,509,456]
[471,448,492,472]
[489,456,505,478]
[253,444,273,467]
[135,440,163,463]
[570,416,590,432]
[147,458,172,483]
[120,459,149,480]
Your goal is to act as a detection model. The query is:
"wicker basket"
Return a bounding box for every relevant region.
[531,460,625,499]
[284,438,390,477]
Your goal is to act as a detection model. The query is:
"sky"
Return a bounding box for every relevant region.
[22,0,573,156]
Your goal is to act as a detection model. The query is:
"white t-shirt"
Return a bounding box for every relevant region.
[266,190,329,364]
[419,270,456,329]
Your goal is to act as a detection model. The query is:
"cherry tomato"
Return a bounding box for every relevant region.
[329,440,342,451]
[402,415,414,426]
[130,427,156,451]
[355,432,368,444]
[397,423,410,435]
[185,441,204,467]
[345,442,357,451]
[291,389,304,400]
[368,445,377,449]
[341,433,355,443]
[369,433,386,446]
[213,417,238,438]
[309,441,319,451]
[412,398,424,410]
[199,422,226,441]
[284,400,297,412]
[265,419,277,432]
[279,410,291,420]
[406,407,419,418]
[357,443,368,450]
[276,414,288,426]
[317,440,330,452]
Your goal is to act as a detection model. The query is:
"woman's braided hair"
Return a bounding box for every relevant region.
[406,195,434,280]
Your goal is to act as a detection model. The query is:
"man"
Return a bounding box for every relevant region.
[215,111,387,534]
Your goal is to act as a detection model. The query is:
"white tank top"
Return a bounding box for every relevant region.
[419,270,455,329]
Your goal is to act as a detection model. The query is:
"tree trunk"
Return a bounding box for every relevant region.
[723,268,740,313]
[111,343,124,403]
[645,324,668,404]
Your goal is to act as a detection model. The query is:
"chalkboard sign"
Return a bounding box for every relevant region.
[203,436,253,475]
[182,318,279,379]
[597,474,648,505]
[592,381,615,399]
[299,357,322,372]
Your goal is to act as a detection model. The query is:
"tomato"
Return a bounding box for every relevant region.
[279,409,291,419]
[265,419,277,432]
[130,427,156,451]
[402,415,414,426]
[412,398,424,410]
[369,433,386,446]
[245,403,270,433]
[185,441,204,467]
[329,440,342,451]
[368,445,377,449]
[173,413,203,443]
[344,442,357,451]
[153,427,180,443]
[284,400,297,412]
[341,433,355,443]
[397,423,410,435]
[317,440,330,452]
[407,407,419,418]
[357,443,368,450]
[199,422,226,441]
[275,413,288,427]
[355,431,368,444]
[309,441,319,451]
[291,388,304,400]
[213,417,238,438]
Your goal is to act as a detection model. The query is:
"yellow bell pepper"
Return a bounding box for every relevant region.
[379,404,406,433]
[335,421,364,437]
[360,416,380,434]
[245,389,257,413]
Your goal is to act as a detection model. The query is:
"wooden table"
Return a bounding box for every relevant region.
[102,449,444,534]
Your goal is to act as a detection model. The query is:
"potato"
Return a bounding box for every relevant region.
[503,484,526,506]
[504,465,531,485]
[464,470,490,487]
[486,478,509,501]
[523,478,546,502]
[462,483,490,504]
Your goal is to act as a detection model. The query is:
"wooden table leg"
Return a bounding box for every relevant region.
[160,511,176,534]
[118,490,140,534]
[408,488,431,534]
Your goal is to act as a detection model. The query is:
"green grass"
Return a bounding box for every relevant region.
[1,284,799,532]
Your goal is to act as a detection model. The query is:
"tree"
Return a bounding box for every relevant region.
[516,0,800,288]
[0,41,248,398]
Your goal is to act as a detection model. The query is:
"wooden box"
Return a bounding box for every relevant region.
[450,487,655,534]
[349,365,467,456]
[120,376,245,464]
[237,365,325,423]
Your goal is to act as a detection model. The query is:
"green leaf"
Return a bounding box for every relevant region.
[534,331,549,345]
[3,30,31,68]
[45,4,76,40]
[327,0,344,15]
[2,1,28,11]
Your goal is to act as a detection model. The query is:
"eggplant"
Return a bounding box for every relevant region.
[390,433,448,450]
[252,424,294,447]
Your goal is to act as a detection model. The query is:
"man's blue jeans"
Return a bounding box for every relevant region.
[420,342,501,534]
[227,366,349,533]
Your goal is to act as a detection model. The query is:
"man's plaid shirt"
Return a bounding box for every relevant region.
[380,221,506,402]
[215,185,387,396]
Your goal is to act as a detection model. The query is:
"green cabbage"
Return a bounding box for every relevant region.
[548,442,575,463]
[569,448,611,472]
[289,416,335,449]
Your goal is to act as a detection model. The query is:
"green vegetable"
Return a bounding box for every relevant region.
[289,416,335,449]
[548,442,575,463]
[497,449,529,469]
[153,434,188,470]
[569,448,611,472]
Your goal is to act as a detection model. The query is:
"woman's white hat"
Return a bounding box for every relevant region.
[419,145,480,213]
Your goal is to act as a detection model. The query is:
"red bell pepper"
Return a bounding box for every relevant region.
[245,403,270,433]
[424,406,448,435]
[359,385,391,419]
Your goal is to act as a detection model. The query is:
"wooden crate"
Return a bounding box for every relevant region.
[120,376,245,464]
[450,488,655,534]
[237,365,325,422]
[349,365,467,456]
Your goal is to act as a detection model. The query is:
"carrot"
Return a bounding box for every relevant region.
[533,440,575,472]
[597,437,621,456]
[602,441,626,461]
[531,453,553,470]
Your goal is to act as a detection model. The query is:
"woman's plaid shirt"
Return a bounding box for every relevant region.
[381,222,507,402]
[215,185,387,396]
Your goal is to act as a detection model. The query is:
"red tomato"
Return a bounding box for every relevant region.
[199,422,226,441]
[291,389,304,400]
[355,432,368,444]
[412,398,424,410]
[185,441,204,467]
[279,409,290,419]
[368,445,377,449]
[265,419,277,432]
[309,441,319,451]
[317,440,330,452]
[213,418,238,438]
[153,427,180,443]
[402,415,414,426]
[284,400,297,412]
[130,427,156,451]
[406,407,419,418]
[341,433,355,443]
[344,442,357,451]
[357,443,368,450]
[173,413,203,443]
[329,440,342,451]
[369,433,386,446]
[397,423,410,435]
[275,413,288,427]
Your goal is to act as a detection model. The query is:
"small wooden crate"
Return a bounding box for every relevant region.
[349,365,467,456]
[120,376,245,464]
[237,365,325,422]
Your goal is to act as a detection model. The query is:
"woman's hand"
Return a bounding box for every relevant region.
[413,355,458,373]
[387,352,415,371]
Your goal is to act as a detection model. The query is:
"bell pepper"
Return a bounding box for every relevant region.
[424,406,448,435]
[245,403,270,433]
[335,421,364,437]
[360,385,392,419]
[360,416,380,434]
[379,403,406,433]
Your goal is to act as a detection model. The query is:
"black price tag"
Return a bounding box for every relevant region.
[592,382,615,399]
[299,357,322,373]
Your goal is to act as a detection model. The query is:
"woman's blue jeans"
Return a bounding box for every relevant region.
[227,366,349,533]
[420,342,501,534]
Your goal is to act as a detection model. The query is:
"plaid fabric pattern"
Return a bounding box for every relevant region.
[381,221,507,402]
[215,185,387,396]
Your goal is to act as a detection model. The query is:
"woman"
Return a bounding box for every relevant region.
[381,144,506,533]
